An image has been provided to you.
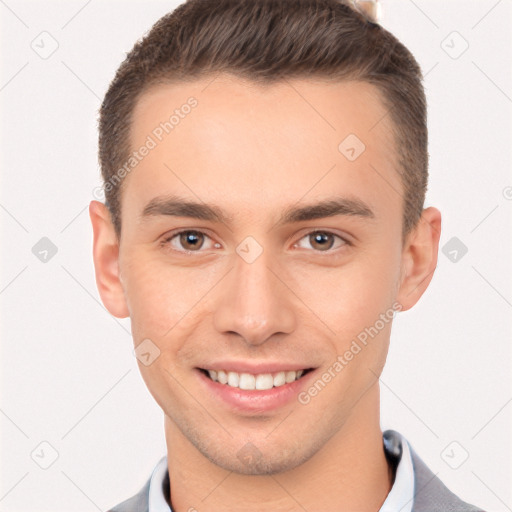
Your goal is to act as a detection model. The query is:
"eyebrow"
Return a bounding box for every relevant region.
[140,194,375,227]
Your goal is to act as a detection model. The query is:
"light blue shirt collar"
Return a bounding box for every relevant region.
[148,430,414,512]
[380,430,414,512]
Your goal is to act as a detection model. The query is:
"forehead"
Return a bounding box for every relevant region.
[123,74,400,226]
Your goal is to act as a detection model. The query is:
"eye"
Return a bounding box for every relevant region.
[160,229,350,254]
[293,230,350,252]
[160,230,221,253]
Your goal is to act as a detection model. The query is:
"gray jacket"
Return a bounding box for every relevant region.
[108,434,485,512]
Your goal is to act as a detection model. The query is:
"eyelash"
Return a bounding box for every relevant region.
[159,229,352,255]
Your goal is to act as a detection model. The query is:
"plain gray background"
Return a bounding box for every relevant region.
[1,0,511,510]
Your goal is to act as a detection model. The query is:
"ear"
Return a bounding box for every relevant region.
[396,207,442,311]
[89,200,130,319]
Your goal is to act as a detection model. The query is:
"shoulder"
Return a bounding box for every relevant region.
[105,435,488,512]
[406,438,486,512]
[106,477,151,512]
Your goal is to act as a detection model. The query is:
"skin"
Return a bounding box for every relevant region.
[90,74,441,512]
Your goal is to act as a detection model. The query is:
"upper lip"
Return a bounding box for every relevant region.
[198,361,315,374]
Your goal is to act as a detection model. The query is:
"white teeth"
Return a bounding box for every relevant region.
[239,373,256,390]
[255,373,274,390]
[285,370,297,383]
[205,368,307,389]
[273,371,286,387]
[227,371,239,387]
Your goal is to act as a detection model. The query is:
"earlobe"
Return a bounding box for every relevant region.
[396,207,442,311]
[89,200,130,319]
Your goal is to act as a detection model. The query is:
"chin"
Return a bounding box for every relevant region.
[193,436,318,476]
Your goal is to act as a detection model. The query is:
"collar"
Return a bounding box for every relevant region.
[380,429,415,512]
[148,429,414,512]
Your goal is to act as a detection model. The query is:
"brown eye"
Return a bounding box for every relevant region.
[179,231,205,251]
[161,230,219,253]
[309,232,335,251]
[294,230,349,252]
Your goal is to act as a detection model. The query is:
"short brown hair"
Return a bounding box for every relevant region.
[98,0,428,242]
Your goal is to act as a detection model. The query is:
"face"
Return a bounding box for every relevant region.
[91,74,439,475]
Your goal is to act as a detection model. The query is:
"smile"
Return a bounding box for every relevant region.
[200,368,313,390]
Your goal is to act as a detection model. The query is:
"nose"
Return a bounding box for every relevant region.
[213,246,297,346]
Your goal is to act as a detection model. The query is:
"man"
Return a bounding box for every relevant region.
[89,0,485,510]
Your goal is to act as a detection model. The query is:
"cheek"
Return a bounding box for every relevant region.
[288,245,400,341]
[120,252,223,343]
[120,254,186,340]
[121,257,201,407]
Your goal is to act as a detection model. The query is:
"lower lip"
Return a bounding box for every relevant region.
[196,369,316,413]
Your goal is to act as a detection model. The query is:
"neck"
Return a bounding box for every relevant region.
[165,382,392,512]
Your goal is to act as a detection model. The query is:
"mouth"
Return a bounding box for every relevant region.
[198,367,315,391]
